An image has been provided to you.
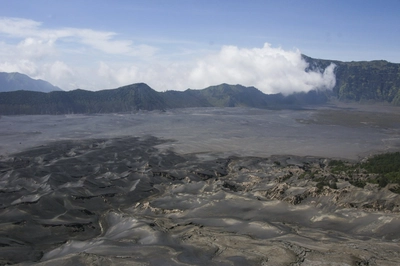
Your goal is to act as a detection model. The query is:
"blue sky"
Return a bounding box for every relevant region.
[0,0,399,92]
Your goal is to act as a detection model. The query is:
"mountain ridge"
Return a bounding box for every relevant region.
[0,82,331,115]
[1,55,400,115]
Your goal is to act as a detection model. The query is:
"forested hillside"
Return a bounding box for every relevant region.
[0,83,328,115]
[0,83,165,114]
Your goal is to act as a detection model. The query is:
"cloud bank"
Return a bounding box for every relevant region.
[188,44,336,94]
[0,17,336,94]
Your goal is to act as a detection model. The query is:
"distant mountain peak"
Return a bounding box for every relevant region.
[0,72,62,93]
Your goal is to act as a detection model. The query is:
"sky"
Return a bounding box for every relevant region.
[0,0,399,93]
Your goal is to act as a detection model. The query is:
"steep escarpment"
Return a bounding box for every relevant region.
[303,55,400,105]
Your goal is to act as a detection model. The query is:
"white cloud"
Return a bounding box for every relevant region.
[43,61,74,86]
[70,28,157,56]
[90,43,336,94]
[0,17,157,57]
[0,60,38,76]
[188,43,336,94]
[94,61,195,92]
[17,37,56,60]
[0,17,42,37]
[0,17,336,94]
[0,17,160,90]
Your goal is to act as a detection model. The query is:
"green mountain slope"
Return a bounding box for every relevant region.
[0,83,166,115]
[0,82,327,115]
[162,84,270,108]
[197,84,270,108]
[162,84,328,110]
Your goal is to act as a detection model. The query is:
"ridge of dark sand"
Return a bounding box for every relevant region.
[1,136,400,265]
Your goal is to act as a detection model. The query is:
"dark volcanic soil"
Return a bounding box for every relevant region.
[0,135,399,265]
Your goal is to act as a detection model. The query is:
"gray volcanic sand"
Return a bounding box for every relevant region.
[1,104,400,265]
[1,104,400,160]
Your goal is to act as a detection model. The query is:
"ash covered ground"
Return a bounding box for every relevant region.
[1,105,400,265]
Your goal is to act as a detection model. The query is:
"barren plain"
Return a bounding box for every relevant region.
[1,103,400,265]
